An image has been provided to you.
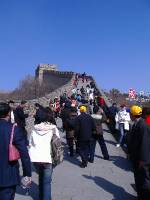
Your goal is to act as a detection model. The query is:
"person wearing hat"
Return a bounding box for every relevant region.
[74,105,96,168]
[128,105,150,200]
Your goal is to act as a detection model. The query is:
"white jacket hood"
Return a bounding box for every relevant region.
[34,122,56,136]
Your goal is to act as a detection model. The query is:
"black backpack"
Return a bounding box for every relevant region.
[51,132,64,167]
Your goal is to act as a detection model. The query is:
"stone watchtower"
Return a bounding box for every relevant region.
[35,64,58,85]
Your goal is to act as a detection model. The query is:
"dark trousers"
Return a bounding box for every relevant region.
[78,141,90,164]
[0,186,16,200]
[67,138,74,156]
[108,118,116,134]
[20,127,29,146]
[89,135,109,161]
[133,164,150,200]
[67,137,79,156]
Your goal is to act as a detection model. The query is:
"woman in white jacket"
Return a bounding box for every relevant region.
[29,109,60,200]
[115,104,131,147]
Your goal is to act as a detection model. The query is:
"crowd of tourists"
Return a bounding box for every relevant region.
[0,73,150,200]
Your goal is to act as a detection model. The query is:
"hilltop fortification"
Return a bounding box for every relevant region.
[35,64,74,91]
[35,64,58,84]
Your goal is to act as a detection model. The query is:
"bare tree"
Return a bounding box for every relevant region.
[109,88,121,103]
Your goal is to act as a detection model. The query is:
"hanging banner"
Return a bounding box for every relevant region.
[128,88,136,99]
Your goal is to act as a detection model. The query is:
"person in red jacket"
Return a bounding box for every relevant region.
[99,95,105,106]
[142,107,150,126]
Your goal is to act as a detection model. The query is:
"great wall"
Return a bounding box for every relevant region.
[25,64,111,133]
[30,64,110,107]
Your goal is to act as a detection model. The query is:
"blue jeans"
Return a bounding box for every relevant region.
[34,163,53,200]
[118,123,125,145]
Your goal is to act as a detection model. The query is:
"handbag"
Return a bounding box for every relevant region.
[51,130,64,167]
[9,123,20,161]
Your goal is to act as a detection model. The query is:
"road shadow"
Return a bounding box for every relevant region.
[83,175,137,200]
[110,156,132,172]
[16,181,38,200]
[64,154,81,166]
[63,144,81,166]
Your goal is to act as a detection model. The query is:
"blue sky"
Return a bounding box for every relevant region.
[0,0,150,93]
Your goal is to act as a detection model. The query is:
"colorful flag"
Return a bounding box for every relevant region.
[128,88,136,99]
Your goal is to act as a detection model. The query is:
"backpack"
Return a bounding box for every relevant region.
[51,133,64,167]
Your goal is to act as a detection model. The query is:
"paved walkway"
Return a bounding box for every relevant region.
[15,118,137,200]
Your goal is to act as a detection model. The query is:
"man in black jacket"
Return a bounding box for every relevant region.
[0,103,31,200]
[128,105,150,200]
[75,106,96,168]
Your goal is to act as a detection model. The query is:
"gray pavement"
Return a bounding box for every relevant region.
[15,119,137,200]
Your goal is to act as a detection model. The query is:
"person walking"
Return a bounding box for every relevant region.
[128,105,150,200]
[0,102,31,200]
[74,106,96,168]
[8,100,16,123]
[14,100,29,145]
[60,101,72,132]
[115,104,131,147]
[29,108,60,200]
[90,105,109,162]
[33,103,45,125]
[65,107,78,156]
[108,103,119,134]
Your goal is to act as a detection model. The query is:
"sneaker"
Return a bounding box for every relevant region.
[116,144,120,147]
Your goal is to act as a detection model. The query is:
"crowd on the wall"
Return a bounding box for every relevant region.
[0,72,150,200]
